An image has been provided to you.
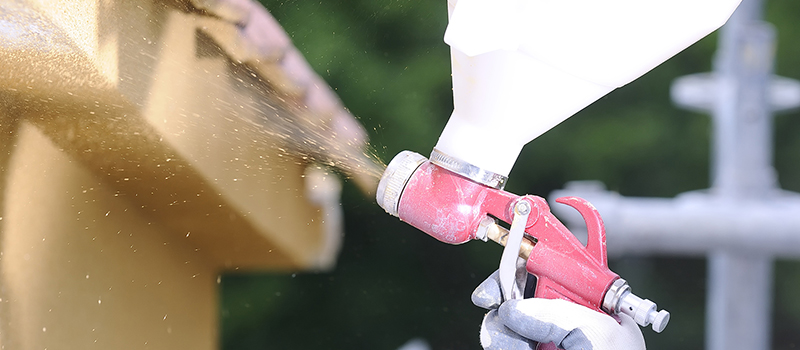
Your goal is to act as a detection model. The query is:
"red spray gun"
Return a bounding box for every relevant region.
[376,150,670,341]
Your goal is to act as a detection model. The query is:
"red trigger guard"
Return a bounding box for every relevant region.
[524,196,618,312]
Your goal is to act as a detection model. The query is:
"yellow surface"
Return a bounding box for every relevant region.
[4,122,217,349]
[0,0,352,348]
[1,0,327,270]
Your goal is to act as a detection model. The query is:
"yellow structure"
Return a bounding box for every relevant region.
[0,0,377,348]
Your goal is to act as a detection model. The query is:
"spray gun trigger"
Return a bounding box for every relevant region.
[498,199,532,302]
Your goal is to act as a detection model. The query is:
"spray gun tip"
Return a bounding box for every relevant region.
[375,151,427,217]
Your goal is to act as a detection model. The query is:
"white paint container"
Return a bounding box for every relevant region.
[435,0,742,176]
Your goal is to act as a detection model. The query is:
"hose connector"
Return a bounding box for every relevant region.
[603,278,671,333]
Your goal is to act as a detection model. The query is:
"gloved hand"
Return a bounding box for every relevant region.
[472,271,646,350]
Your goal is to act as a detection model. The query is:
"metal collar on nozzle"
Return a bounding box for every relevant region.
[429,149,507,189]
[376,151,427,217]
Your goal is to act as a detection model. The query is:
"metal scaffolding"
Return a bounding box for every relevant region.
[551,0,800,349]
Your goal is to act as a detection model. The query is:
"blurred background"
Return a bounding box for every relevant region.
[220,0,800,349]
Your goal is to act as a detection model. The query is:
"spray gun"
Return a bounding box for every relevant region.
[373,0,741,346]
[376,150,670,335]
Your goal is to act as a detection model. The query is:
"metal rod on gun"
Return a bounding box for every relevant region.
[482,220,536,260]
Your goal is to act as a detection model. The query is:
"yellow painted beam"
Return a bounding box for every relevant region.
[0,0,361,347]
[1,0,332,270]
[4,122,219,349]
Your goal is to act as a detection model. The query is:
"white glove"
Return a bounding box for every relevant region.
[473,271,646,350]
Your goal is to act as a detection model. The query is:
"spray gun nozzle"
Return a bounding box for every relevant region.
[375,151,427,217]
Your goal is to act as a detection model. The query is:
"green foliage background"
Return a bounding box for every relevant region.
[221,1,800,349]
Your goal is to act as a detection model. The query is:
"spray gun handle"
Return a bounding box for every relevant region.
[525,197,670,333]
[485,197,670,333]
[519,196,617,313]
